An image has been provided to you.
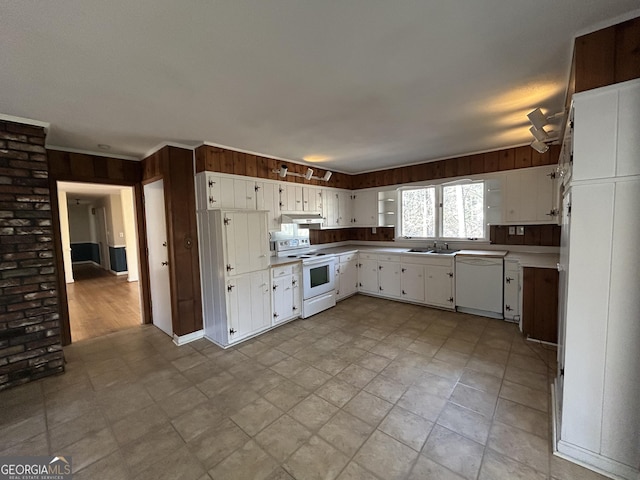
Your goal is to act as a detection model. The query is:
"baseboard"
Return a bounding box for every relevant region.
[173,329,204,346]
[556,440,639,480]
[455,306,503,319]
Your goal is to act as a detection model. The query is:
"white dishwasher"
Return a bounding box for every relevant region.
[455,256,504,319]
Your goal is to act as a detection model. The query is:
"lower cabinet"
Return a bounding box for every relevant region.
[522,267,558,343]
[336,253,358,300]
[271,264,301,325]
[226,270,271,343]
[357,254,379,294]
[377,257,401,298]
[503,259,521,321]
[401,263,425,303]
[424,263,455,309]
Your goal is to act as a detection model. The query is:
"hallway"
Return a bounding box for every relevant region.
[68,264,141,342]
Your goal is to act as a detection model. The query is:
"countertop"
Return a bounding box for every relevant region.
[269,244,557,268]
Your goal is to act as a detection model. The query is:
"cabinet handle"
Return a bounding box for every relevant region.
[273,313,279,318]
[506,277,513,283]
[401,268,406,273]
[208,180,215,187]
[161,261,168,266]
[379,265,383,270]
[448,297,454,303]
[506,305,512,311]
[273,284,278,290]
[379,286,383,291]
[229,328,236,335]
[402,290,406,295]
[226,264,234,272]
[292,279,297,285]
[227,284,235,292]
[293,306,297,311]
[447,272,453,278]
[359,282,362,287]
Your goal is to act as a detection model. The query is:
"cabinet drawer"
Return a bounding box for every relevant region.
[359,252,378,260]
[271,265,293,278]
[340,253,356,263]
[377,254,401,262]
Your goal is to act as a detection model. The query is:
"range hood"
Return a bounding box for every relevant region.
[280,213,324,225]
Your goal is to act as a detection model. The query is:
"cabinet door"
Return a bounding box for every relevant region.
[535,166,558,221]
[219,176,235,209]
[272,275,293,325]
[425,264,454,308]
[334,262,342,299]
[323,190,340,227]
[352,190,377,226]
[224,211,268,275]
[303,187,322,212]
[281,184,303,212]
[522,267,558,342]
[206,173,222,210]
[233,179,255,209]
[378,260,401,297]
[292,270,301,317]
[504,263,520,321]
[337,191,352,226]
[256,182,281,231]
[357,258,378,294]
[401,264,425,303]
[341,259,358,298]
[227,273,253,342]
[251,270,271,333]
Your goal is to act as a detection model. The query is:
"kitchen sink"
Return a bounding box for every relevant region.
[406,248,459,255]
[407,248,432,253]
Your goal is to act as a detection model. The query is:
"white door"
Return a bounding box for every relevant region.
[143,180,172,336]
[378,260,401,297]
[341,259,358,298]
[426,265,454,308]
[358,258,378,294]
[401,264,425,303]
[95,207,111,271]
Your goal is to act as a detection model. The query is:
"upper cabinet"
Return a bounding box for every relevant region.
[503,165,558,224]
[377,190,397,227]
[303,187,323,213]
[322,188,352,228]
[351,190,377,227]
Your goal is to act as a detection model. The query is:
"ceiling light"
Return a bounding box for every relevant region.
[278,165,288,178]
[527,108,548,130]
[322,171,332,182]
[272,165,333,182]
[531,140,549,154]
[304,168,314,180]
[529,125,549,142]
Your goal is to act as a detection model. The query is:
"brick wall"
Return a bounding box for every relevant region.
[0,120,64,390]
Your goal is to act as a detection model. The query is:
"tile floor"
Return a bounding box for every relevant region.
[0,295,609,480]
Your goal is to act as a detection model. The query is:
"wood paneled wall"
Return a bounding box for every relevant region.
[574,16,640,93]
[490,225,560,247]
[195,146,352,190]
[47,150,149,345]
[351,145,560,189]
[309,227,395,245]
[142,147,202,337]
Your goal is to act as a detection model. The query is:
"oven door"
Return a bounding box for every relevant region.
[302,258,335,299]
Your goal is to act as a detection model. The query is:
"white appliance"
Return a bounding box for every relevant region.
[455,256,504,319]
[275,238,336,318]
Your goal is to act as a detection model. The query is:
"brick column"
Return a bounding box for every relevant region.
[0,120,64,390]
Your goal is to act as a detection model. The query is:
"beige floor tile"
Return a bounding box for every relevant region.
[230,397,283,436]
[494,398,549,439]
[505,364,550,392]
[312,354,350,376]
[369,342,403,360]
[133,445,206,480]
[264,379,311,411]
[487,421,549,474]
[363,374,407,403]
[343,390,393,426]
[97,383,154,423]
[160,386,208,419]
[397,385,447,421]
[499,380,549,413]
[412,372,457,398]
[443,337,477,354]
[194,371,235,398]
[466,357,506,378]
[335,364,377,388]
[171,402,224,443]
[357,352,392,372]
[408,455,465,480]
[354,430,418,480]
[255,414,312,462]
[271,357,309,378]
[437,402,492,445]
[315,378,360,408]
[318,410,374,456]
[212,382,260,415]
[289,394,339,431]
[450,383,497,418]
[479,448,546,480]
[290,365,332,391]
[336,462,379,480]
[66,427,120,473]
[424,358,464,381]
[378,405,433,451]
[209,440,279,480]
[111,403,169,445]
[189,417,250,470]
[550,454,612,480]
[435,348,471,367]
[422,425,484,480]
[0,432,49,457]
[73,450,129,480]
[458,368,502,395]
[284,435,350,480]
[379,362,422,385]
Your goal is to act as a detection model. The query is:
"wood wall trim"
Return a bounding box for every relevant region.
[46,149,151,345]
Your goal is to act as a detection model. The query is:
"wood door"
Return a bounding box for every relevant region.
[143,180,172,336]
[523,267,559,343]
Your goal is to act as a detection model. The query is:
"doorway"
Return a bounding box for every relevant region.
[57,181,143,342]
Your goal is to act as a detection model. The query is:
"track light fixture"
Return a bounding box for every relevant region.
[527,107,564,153]
[530,140,549,154]
[529,125,549,142]
[272,164,333,182]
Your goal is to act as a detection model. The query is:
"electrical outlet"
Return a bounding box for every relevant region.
[508,226,515,235]
[372,227,376,234]
[119,232,124,238]
[516,226,525,236]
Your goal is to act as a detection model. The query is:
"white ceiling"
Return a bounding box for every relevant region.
[1,2,638,173]
[58,181,130,204]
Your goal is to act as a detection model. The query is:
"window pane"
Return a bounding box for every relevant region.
[442,183,484,238]
[401,188,435,237]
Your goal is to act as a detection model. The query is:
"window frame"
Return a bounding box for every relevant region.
[397,179,487,242]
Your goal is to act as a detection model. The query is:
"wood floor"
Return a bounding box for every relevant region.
[67,264,141,342]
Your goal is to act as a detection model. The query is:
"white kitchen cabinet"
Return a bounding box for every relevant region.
[271,264,301,325]
[197,209,271,347]
[352,190,377,226]
[377,190,397,227]
[227,270,271,342]
[303,187,323,212]
[232,178,256,209]
[357,254,378,294]
[322,189,340,227]
[425,263,454,309]
[219,176,236,209]
[400,263,424,303]
[255,181,281,231]
[557,80,640,480]
[503,166,558,224]
[503,259,520,322]
[281,183,303,212]
[377,257,401,298]
[337,190,352,227]
[335,253,358,301]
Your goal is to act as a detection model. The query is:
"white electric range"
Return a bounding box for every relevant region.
[275,238,336,318]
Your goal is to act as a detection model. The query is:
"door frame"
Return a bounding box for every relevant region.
[50,177,151,346]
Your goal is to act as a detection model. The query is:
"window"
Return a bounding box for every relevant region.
[400,181,485,240]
